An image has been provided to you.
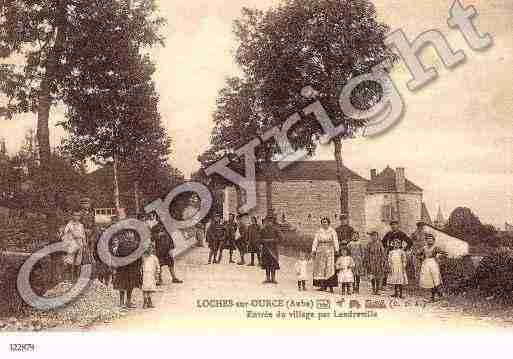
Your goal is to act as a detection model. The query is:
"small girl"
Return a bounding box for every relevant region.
[419,232,446,302]
[336,247,355,295]
[295,249,309,291]
[387,239,408,298]
[347,232,365,294]
[141,242,160,309]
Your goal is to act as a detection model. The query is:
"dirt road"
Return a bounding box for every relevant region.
[92,247,512,334]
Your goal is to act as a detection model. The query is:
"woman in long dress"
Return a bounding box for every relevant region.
[113,230,142,309]
[259,215,282,284]
[419,232,446,302]
[312,217,339,292]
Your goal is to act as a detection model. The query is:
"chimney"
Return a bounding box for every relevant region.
[370,169,377,180]
[395,167,406,192]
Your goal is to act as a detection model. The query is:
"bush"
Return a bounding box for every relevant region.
[439,255,478,294]
[471,247,513,301]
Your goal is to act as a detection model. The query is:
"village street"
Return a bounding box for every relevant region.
[91,247,513,334]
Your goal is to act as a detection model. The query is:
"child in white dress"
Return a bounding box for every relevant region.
[336,247,355,295]
[295,250,309,291]
[141,243,160,309]
[388,239,408,298]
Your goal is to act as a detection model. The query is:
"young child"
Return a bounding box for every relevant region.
[141,242,160,309]
[347,232,365,294]
[295,249,308,291]
[336,247,355,295]
[419,232,446,302]
[387,238,408,298]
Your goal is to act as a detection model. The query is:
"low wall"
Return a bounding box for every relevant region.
[0,251,61,317]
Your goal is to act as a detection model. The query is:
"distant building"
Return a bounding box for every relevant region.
[421,202,433,226]
[223,162,425,238]
[434,206,446,229]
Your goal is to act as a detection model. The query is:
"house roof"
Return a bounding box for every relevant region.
[255,161,368,182]
[367,166,423,193]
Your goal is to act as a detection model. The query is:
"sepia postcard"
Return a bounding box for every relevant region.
[0,0,513,355]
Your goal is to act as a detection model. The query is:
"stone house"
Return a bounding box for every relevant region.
[223,161,426,239]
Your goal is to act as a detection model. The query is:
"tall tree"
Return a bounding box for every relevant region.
[445,206,498,241]
[199,77,302,216]
[233,0,396,214]
[1,0,164,230]
[60,50,175,212]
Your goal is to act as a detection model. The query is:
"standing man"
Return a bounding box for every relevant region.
[410,221,428,283]
[218,213,237,264]
[236,214,249,265]
[259,215,283,284]
[206,213,224,264]
[246,216,261,266]
[335,214,354,254]
[382,220,412,287]
[382,221,413,253]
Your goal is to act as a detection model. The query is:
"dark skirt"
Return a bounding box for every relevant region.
[313,276,338,289]
[221,239,236,250]
[260,247,280,270]
[158,253,174,267]
[313,255,339,288]
[113,259,142,290]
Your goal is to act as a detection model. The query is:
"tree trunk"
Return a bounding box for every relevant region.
[134,181,140,217]
[37,6,67,242]
[333,137,348,216]
[113,155,121,215]
[265,159,273,218]
[37,5,67,284]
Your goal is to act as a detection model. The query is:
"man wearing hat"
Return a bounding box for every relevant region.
[259,215,283,284]
[382,221,412,253]
[236,213,249,265]
[381,220,412,286]
[335,214,354,254]
[218,213,238,264]
[206,213,224,264]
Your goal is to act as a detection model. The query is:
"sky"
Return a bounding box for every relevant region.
[1,0,512,227]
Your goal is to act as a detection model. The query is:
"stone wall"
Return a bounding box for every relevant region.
[0,214,50,253]
[347,180,367,237]
[227,179,367,237]
[365,192,422,238]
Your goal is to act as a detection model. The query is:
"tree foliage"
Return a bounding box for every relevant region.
[206,0,396,213]
[234,0,395,140]
[444,206,498,241]
[1,0,173,213]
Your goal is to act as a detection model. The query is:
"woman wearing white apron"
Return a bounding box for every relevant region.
[419,233,446,302]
